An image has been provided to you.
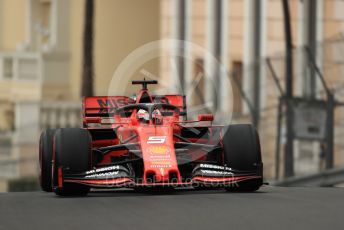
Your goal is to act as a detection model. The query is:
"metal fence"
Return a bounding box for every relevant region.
[229,32,344,180]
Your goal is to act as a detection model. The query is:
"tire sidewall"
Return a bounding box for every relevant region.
[39,129,56,192]
[53,128,92,196]
[222,124,263,191]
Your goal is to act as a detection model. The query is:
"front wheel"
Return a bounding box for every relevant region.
[222,124,263,192]
[39,129,56,192]
[53,128,91,196]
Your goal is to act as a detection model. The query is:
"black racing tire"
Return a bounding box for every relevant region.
[222,124,263,192]
[53,128,91,196]
[39,129,56,192]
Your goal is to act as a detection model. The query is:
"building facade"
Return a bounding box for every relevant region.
[159,0,344,178]
[0,0,160,191]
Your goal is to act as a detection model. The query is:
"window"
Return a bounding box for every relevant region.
[192,58,205,108]
[3,58,13,79]
[232,61,243,114]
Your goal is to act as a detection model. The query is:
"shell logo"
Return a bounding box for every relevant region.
[148,146,169,155]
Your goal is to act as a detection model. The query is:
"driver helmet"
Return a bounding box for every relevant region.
[137,109,149,122]
[152,109,162,124]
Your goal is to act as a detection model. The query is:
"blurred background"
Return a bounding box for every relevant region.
[1,0,344,191]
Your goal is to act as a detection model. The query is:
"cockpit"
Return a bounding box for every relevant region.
[115,103,180,125]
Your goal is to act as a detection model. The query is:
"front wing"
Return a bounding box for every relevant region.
[57,164,262,189]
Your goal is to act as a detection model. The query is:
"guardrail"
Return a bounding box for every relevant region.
[40,101,81,129]
[274,167,344,187]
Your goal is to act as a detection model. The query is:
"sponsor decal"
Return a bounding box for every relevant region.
[97,98,132,109]
[149,155,170,159]
[85,171,119,178]
[86,165,120,175]
[147,136,166,144]
[199,163,232,171]
[148,146,169,155]
[91,97,134,114]
[200,169,233,175]
[146,143,173,169]
[150,164,172,168]
[150,161,171,165]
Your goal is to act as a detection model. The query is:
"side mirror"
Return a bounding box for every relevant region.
[198,114,214,121]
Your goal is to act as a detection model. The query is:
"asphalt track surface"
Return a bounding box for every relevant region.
[0,186,343,230]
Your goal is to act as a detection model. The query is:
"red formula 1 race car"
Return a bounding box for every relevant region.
[39,80,263,196]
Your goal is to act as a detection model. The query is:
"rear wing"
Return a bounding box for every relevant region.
[83,96,135,117]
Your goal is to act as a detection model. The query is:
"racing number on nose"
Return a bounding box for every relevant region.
[147,136,166,144]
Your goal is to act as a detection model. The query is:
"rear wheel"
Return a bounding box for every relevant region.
[53,128,91,196]
[222,124,263,192]
[39,129,56,192]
